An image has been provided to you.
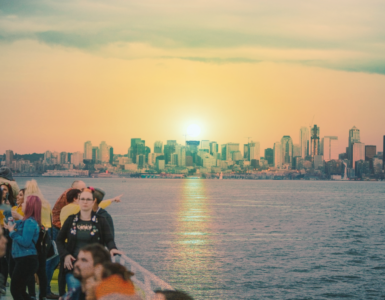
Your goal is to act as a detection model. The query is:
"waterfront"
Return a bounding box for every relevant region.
[15,178,385,299]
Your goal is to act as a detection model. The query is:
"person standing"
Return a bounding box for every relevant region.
[6,195,41,300]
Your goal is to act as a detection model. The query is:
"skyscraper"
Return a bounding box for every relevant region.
[154,141,163,153]
[5,150,14,166]
[300,126,309,158]
[365,145,376,161]
[60,152,68,164]
[248,141,260,161]
[201,140,210,152]
[130,138,145,163]
[273,142,282,168]
[209,142,218,156]
[280,136,293,166]
[348,126,360,167]
[109,147,114,164]
[92,147,99,163]
[84,141,92,159]
[323,136,338,162]
[175,145,186,167]
[264,148,274,165]
[99,141,109,163]
[352,142,365,168]
[310,125,320,156]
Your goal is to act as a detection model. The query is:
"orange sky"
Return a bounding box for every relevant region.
[1,1,385,155]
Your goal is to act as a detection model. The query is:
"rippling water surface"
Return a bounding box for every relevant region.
[15,178,385,299]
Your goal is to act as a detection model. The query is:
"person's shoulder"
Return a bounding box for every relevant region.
[24,218,39,228]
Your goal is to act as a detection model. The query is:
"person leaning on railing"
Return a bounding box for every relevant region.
[56,188,123,300]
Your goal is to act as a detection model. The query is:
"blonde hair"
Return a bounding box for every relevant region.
[24,179,52,227]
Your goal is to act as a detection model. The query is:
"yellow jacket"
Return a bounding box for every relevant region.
[60,200,112,225]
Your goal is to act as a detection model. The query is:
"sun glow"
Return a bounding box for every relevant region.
[186,124,201,138]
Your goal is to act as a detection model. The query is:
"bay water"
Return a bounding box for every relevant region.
[15,178,385,299]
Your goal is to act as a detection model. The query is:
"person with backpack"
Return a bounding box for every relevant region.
[4,195,41,300]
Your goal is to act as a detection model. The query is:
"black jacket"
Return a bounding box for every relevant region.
[56,211,116,260]
[96,208,115,239]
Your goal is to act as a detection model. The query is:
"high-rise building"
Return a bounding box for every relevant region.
[365,145,376,161]
[5,150,14,166]
[92,147,99,163]
[348,126,360,167]
[164,144,176,164]
[293,144,301,158]
[310,125,320,156]
[248,141,260,161]
[300,127,309,158]
[99,141,109,163]
[352,142,365,169]
[60,152,68,164]
[273,142,282,168]
[130,138,145,163]
[264,148,274,165]
[221,143,239,161]
[209,142,218,156]
[280,136,293,166]
[201,140,210,152]
[109,147,114,164]
[154,141,163,153]
[71,152,83,166]
[137,154,145,169]
[84,141,92,159]
[323,136,338,162]
[44,151,52,164]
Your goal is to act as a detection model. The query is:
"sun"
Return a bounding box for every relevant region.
[186,124,201,138]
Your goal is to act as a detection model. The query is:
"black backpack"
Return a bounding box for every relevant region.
[35,225,52,255]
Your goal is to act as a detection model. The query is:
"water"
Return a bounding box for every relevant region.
[15,178,385,299]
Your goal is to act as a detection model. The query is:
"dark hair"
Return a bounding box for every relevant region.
[101,262,134,281]
[20,188,26,194]
[80,243,111,266]
[0,183,15,206]
[66,189,81,203]
[154,290,194,300]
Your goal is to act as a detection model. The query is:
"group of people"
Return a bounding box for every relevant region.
[0,168,194,300]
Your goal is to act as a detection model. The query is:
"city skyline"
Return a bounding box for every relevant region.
[1,1,385,155]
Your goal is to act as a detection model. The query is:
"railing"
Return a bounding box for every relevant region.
[113,254,174,300]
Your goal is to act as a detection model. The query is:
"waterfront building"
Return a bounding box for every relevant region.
[280,136,293,166]
[209,142,218,156]
[355,160,370,178]
[310,125,320,156]
[325,159,342,176]
[92,147,99,163]
[323,136,338,162]
[99,141,110,163]
[249,141,260,161]
[273,142,282,168]
[154,141,163,153]
[348,126,360,167]
[221,143,239,161]
[352,142,365,169]
[5,150,14,166]
[186,156,193,166]
[243,144,249,160]
[232,151,242,161]
[365,145,376,161]
[84,141,92,159]
[60,152,68,164]
[250,159,259,169]
[264,148,273,165]
[300,126,309,158]
[164,144,176,164]
[125,163,138,171]
[372,157,383,175]
[294,157,304,170]
[52,152,60,164]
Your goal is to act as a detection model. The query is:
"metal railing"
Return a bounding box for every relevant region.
[113,254,174,300]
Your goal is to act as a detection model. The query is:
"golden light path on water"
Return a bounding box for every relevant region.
[166,179,219,296]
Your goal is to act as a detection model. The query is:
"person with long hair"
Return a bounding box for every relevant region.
[57,188,122,299]
[5,195,41,300]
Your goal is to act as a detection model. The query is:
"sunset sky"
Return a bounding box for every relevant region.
[1,0,385,155]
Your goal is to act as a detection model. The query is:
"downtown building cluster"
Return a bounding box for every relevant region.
[2,126,384,180]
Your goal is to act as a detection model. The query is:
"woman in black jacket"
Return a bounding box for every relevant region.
[56,188,121,297]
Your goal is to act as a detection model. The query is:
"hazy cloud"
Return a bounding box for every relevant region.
[1,0,385,74]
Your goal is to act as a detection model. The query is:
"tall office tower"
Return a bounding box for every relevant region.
[352,142,365,168]
[224,143,240,161]
[201,140,210,152]
[243,144,249,160]
[99,141,109,163]
[300,126,309,158]
[248,141,260,161]
[175,145,186,167]
[365,145,376,161]
[209,141,218,156]
[71,152,83,166]
[44,151,52,164]
[84,141,93,159]
[5,150,14,166]
[273,142,282,168]
[92,147,99,163]
[348,126,360,167]
[130,138,145,163]
[310,125,320,156]
[280,136,293,166]
[383,136,385,171]
[109,147,114,164]
[293,144,301,158]
[60,152,68,164]
[323,136,338,162]
[52,152,60,164]
[164,144,176,164]
[264,148,274,165]
[154,141,163,153]
[137,154,145,169]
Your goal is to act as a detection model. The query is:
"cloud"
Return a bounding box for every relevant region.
[1,0,385,74]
